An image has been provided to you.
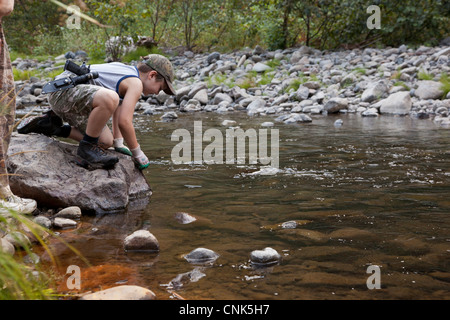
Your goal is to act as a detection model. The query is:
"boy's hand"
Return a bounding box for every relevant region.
[131,145,150,170]
[113,138,132,156]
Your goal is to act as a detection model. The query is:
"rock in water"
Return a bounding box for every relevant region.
[250,247,281,266]
[7,133,151,214]
[80,285,156,300]
[124,230,160,252]
[184,248,219,264]
[174,212,197,224]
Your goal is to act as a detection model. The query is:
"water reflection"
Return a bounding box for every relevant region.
[57,113,450,299]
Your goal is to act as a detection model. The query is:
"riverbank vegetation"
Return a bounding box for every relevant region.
[3,0,449,61]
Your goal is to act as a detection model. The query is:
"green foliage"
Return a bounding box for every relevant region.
[440,73,450,99]
[393,81,411,90]
[2,0,450,56]
[418,70,435,80]
[0,210,55,299]
[122,47,164,63]
[13,67,64,81]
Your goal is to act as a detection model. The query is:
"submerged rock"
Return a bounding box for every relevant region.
[250,247,281,266]
[7,133,151,214]
[261,220,312,231]
[174,212,197,224]
[168,267,206,289]
[184,247,219,264]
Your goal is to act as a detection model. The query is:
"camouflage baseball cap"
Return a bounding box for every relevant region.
[143,54,176,95]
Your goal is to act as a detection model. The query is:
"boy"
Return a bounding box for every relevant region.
[20,54,175,170]
[0,0,37,214]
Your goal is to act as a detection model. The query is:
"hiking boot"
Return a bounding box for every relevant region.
[76,140,119,170]
[17,110,63,136]
[0,194,37,215]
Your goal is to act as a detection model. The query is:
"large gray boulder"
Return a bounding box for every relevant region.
[7,133,151,214]
[361,80,389,103]
[414,80,444,100]
[379,91,412,115]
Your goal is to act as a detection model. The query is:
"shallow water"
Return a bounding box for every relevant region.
[50,112,450,300]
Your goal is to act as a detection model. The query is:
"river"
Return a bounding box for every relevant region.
[48,112,449,300]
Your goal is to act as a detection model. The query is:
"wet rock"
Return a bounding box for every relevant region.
[362,107,379,117]
[161,111,178,120]
[33,216,52,229]
[80,285,156,300]
[284,113,312,124]
[212,93,233,105]
[329,227,376,241]
[7,134,151,214]
[53,217,77,229]
[324,97,348,114]
[4,231,31,249]
[0,238,15,255]
[250,247,281,266]
[221,119,236,126]
[261,220,311,231]
[184,247,219,264]
[168,267,206,289]
[55,206,82,220]
[174,212,197,224]
[124,230,160,252]
[261,121,274,127]
[246,98,266,113]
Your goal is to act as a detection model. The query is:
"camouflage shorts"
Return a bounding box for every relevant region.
[48,84,102,134]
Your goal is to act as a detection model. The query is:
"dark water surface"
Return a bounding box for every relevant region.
[52,112,450,300]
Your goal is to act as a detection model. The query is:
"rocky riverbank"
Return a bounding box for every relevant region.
[13,44,450,128]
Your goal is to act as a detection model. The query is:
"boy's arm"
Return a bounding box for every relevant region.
[116,77,142,150]
[0,0,14,19]
[116,77,150,170]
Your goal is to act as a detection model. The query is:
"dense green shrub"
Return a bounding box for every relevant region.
[2,0,449,57]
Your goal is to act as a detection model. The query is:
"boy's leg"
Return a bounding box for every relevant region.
[76,88,119,169]
[69,126,114,150]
